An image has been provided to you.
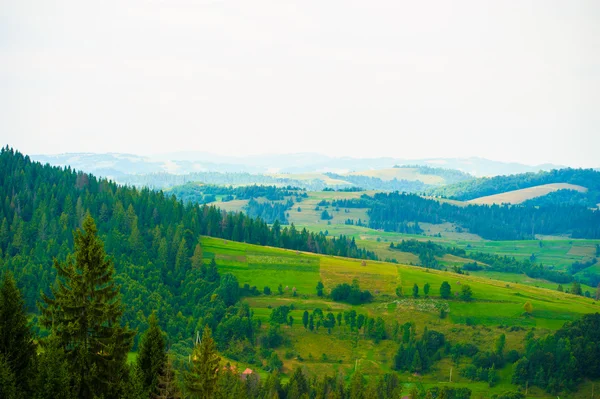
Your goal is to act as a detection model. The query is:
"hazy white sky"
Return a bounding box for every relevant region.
[1,0,598,166]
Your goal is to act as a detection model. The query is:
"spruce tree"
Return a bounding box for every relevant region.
[440,281,451,299]
[349,370,364,399]
[412,283,419,298]
[302,310,309,330]
[35,337,73,399]
[154,356,181,399]
[191,241,204,269]
[124,364,147,399]
[137,312,167,394]
[0,271,36,396]
[0,355,18,399]
[40,215,135,399]
[183,326,221,399]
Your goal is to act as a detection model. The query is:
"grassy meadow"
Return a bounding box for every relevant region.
[199,236,599,397]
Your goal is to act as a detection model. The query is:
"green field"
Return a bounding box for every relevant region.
[199,236,599,397]
[292,221,600,290]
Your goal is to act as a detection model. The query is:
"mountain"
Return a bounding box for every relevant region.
[31,152,566,179]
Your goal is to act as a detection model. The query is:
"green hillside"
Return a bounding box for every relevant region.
[200,236,599,397]
[429,168,600,206]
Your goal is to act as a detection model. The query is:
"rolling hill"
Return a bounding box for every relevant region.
[467,183,588,205]
[200,236,599,397]
[430,168,600,207]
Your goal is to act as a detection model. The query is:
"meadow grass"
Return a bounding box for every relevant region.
[197,235,599,395]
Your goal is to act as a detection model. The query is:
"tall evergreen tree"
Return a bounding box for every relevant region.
[0,354,18,399]
[302,311,309,330]
[191,241,204,269]
[349,370,364,399]
[440,281,451,299]
[183,326,221,399]
[40,215,135,399]
[0,271,36,396]
[137,312,167,394]
[154,356,181,399]
[35,337,74,399]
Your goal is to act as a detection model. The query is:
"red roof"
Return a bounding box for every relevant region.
[242,368,253,375]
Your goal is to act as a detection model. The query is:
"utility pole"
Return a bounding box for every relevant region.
[449,367,452,383]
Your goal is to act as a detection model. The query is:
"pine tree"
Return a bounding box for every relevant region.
[39,215,135,399]
[412,350,423,373]
[124,364,147,399]
[175,238,188,275]
[154,356,181,399]
[183,326,221,399]
[488,364,499,387]
[303,311,309,330]
[0,271,36,396]
[316,281,324,297]
[191,241,204,269]
[349,370,364,399]
[263,370,282,399]
[423,282,430,297]
[137,312,167,394]
[395,286,403,298]
[287,367,309,398]
[35,336,74,399]
[440,281,451,299]
[0,354,18,399]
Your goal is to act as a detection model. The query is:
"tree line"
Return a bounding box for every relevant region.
[390,239,578,285]
[367,192,600,239]
[170,183,306,205]
[429,168,600,205]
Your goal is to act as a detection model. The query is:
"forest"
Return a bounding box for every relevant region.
[169,184,306,205]
[429,168,600,205]
[366,192,600,240]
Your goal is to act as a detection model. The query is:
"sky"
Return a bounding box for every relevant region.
[1,0,599,167]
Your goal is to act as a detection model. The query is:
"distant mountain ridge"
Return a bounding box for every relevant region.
[32,152,567,180]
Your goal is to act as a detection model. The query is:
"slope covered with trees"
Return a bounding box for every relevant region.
[0,147,376,341]
[366,192,600,240]
[430,168,600,205]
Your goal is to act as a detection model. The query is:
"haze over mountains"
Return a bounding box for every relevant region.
[32,151,567,181]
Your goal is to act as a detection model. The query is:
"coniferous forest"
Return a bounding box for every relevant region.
[365,192,600,240]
